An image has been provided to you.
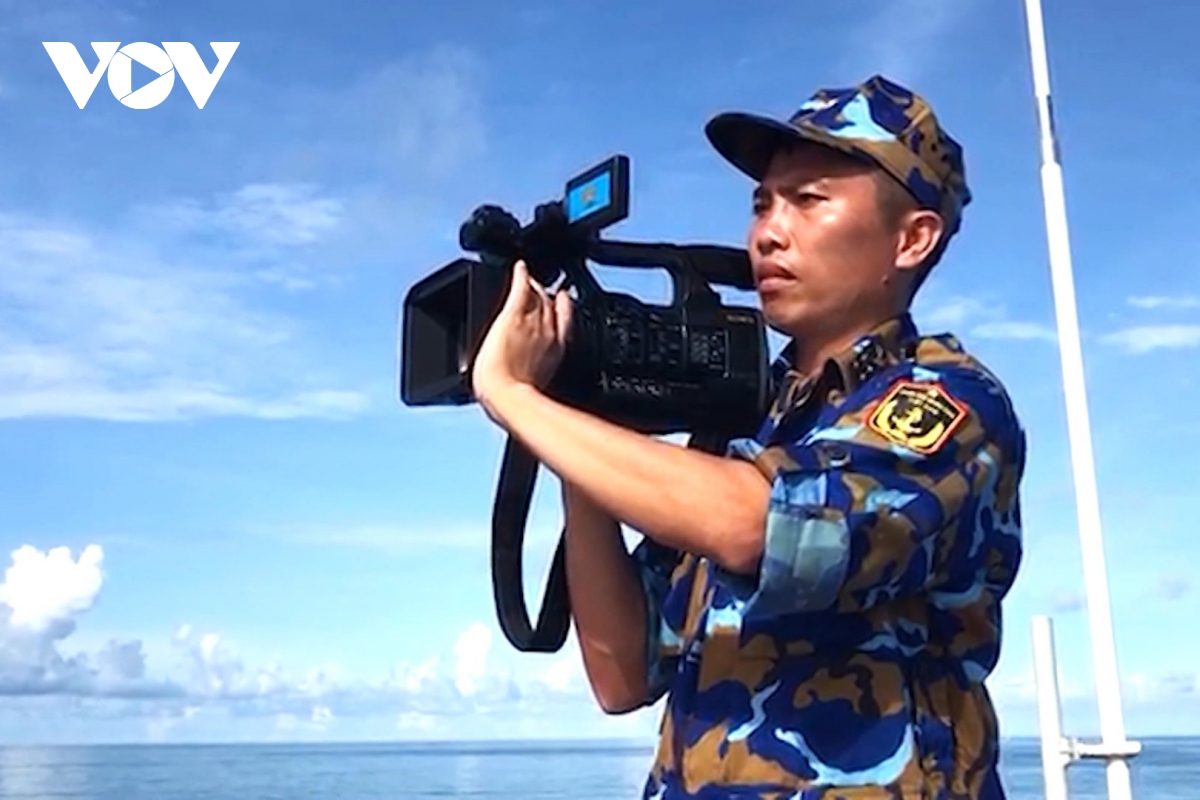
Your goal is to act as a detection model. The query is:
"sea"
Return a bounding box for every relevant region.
[0,737,1194,799]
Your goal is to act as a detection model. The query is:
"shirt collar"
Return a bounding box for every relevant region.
[766,313,920,421]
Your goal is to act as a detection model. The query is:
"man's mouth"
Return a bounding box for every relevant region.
[755,262,793,288]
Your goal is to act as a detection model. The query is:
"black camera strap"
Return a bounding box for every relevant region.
[489,429,736,654]
[491,434,571,652]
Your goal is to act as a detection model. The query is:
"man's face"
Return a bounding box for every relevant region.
[747,142,903,341]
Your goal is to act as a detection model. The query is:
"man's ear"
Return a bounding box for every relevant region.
[895,210,945,273]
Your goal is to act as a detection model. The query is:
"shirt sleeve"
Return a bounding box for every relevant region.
[721,363,1025,618]
[630,537,687,706]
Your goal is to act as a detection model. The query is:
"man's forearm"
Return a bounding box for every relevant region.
[562,481,650,713]
[481,383,769,572]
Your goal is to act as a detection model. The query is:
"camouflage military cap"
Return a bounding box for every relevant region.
[705,74,971,234]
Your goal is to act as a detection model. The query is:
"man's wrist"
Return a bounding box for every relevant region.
[478,379,540,428]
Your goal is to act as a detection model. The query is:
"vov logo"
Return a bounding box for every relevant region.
[42,42,239,109]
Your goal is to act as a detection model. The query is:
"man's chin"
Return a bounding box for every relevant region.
[760,301,815,340]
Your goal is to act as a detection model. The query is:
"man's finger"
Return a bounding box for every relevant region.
[555,290,573,344]
[538,281,556,334]
[504,260,530,313]
[529,275,549,303]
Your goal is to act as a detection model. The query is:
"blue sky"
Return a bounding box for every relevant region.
[0,0,1198,749]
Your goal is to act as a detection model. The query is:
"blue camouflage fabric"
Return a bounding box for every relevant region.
[632,314,1025,799]
[705,74,971,236]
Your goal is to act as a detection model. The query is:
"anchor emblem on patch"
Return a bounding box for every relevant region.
[867,380,967,454]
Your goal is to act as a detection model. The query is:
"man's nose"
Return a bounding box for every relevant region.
[751,212,788,255]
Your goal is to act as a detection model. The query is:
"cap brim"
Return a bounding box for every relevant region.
[705,111,868,181]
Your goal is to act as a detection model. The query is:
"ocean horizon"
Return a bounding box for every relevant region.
[0,735,1194,798]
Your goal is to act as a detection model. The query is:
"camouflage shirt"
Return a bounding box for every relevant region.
[633,314,1025,799]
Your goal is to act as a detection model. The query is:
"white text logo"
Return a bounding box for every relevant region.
[42,42,240,109]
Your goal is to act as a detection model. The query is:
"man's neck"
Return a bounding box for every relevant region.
[787,312,902,377]
[788,331,860,377]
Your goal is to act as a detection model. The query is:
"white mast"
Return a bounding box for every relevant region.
[1021,0,1141,798]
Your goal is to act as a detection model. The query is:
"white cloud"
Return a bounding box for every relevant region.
[918,295,1200,353]
[172,627,266,699]
[1100,324,1200,354]
[274,44,488,184]
[0,544,102,630]
[144,704,201,744]
[149,183,344,249]
[0,209,369,421]
[971,321,1058,342]
[310,704,334,727]
[0,41,497,424]
[913,295,1056,344]
[1155,574,1190,602]
[838,0,978,86]
[0,544,172,697]
[452,622,493,696]
[1048,589,1085,614]
[396,710,439,732]
[540,658,576,694]
[0,543,594,724]
[383,47,488,176]
[1127,295,1200,310]
[1124,670,1198,705]
[985,663,1101,721]
[987,664,1200,737]
[917,297,986,329]
[10,541,1200,741]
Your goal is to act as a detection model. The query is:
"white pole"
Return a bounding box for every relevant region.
[1032,616,1070,800]
[1021,1,1136,799]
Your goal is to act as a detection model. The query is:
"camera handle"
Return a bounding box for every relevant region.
[489,428,734,654]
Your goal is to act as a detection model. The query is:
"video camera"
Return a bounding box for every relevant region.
[398,155,773,653]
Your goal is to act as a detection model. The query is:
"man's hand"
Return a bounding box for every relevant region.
[471,260,572,418]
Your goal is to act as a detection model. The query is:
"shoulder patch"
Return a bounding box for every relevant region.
[866,379,967,454]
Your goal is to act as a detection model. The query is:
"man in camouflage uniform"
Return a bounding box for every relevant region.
[470,74,1026,799]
